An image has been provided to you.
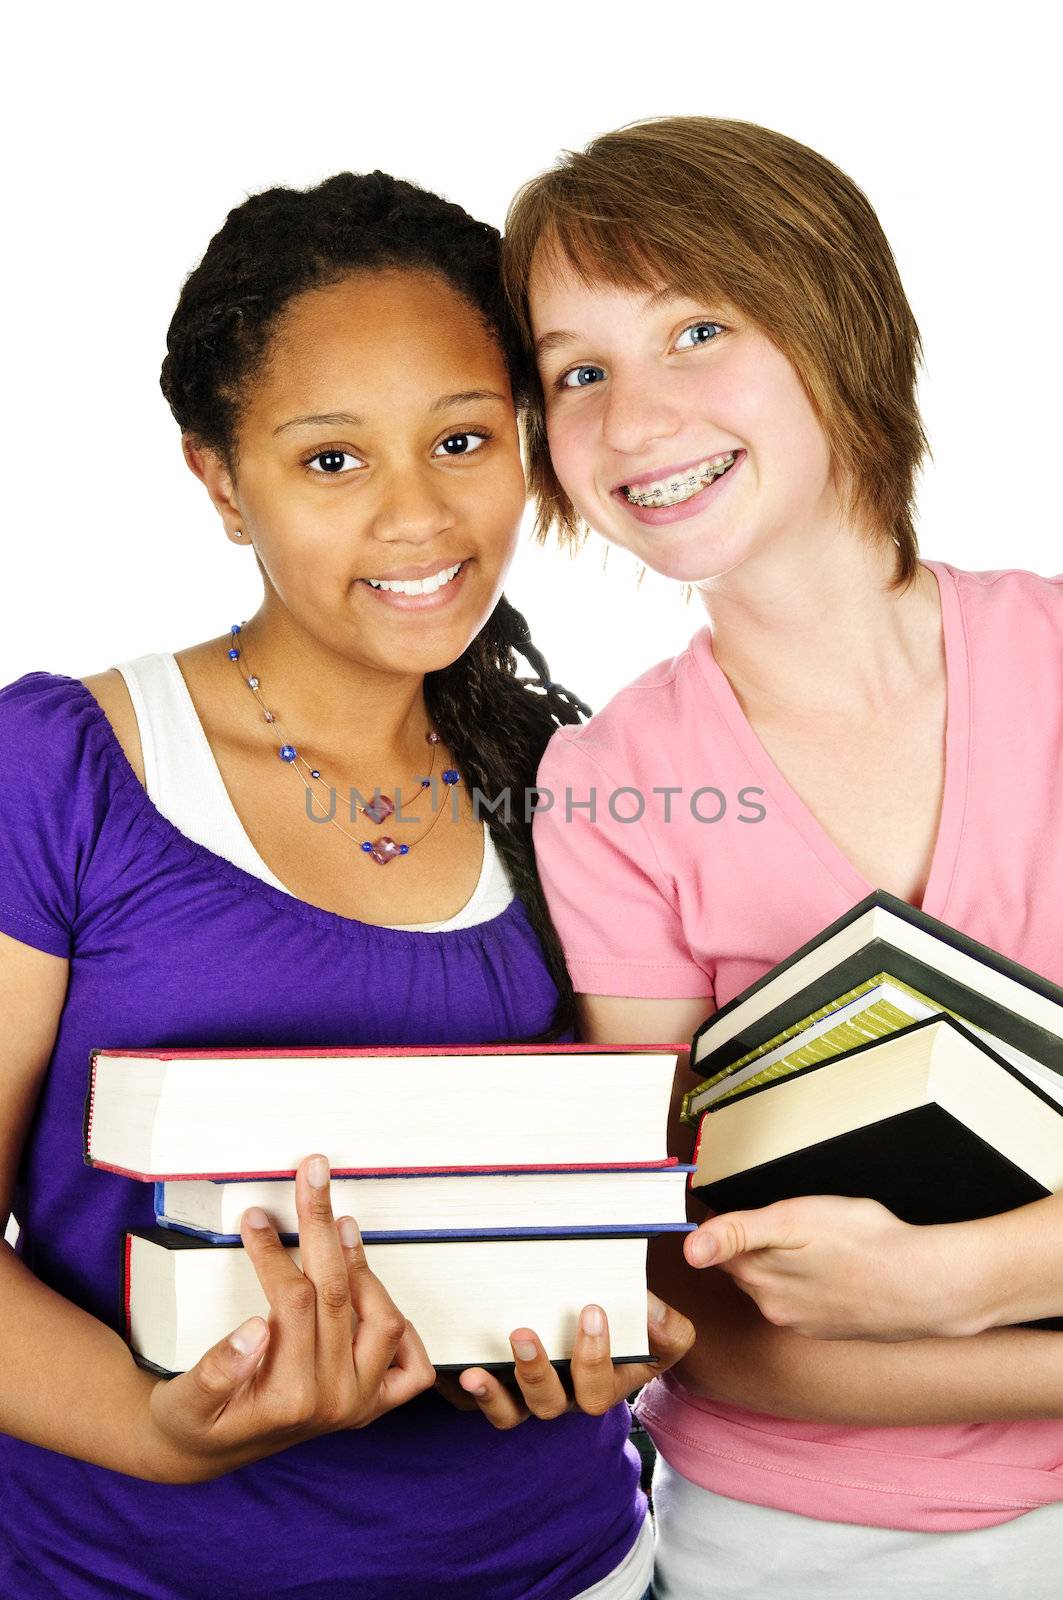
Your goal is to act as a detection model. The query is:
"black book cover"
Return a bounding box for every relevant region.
[691,1103,1051,1225]
[690,891,1063,1081]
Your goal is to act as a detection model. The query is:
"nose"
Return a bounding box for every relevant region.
[370,463,455,546]
[600,365,682,457]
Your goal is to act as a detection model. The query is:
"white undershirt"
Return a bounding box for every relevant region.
[112,653,514,931]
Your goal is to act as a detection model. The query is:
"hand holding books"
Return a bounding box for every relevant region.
[140,1156,436,1483]
[448,1292,696,1429]
[686,1190,1063,1342]
[686,1194,966,1341]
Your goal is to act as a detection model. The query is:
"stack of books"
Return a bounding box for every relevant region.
[84,1043,693,1373]
[683,891,1063,1227]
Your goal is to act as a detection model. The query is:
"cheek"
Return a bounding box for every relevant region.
[461,454,526,553]
[543,403,596,503]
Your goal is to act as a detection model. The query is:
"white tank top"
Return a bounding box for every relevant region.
[113,653,515,932]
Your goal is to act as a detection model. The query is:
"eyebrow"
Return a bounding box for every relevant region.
[273,411,363,436]
[534,331,578,358]
[273,391,507,435]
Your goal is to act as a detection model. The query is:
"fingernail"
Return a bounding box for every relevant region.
[338,1216,360,1249]
[648,1292,668,1326]
[229,1316,267,1356]
[512,1338,538,1362]
[689,1231,716,1266]
[472,1384,487,1397]
[244,1206,270,1229]
[581,1304,605,1336]
[307,1155,329,1188]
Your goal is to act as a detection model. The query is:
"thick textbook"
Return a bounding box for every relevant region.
[85,1043,681,1180]
[691,1016,1063,1224]
[684,891,1063,1124]
[125,1228,655,1372]
[154,1166,695,1243]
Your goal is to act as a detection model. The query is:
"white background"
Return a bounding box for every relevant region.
[1,0,1059,707]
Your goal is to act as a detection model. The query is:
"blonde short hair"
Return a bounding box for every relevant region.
[503,117,927,584]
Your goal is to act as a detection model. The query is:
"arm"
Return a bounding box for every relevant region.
[650,1228,1063,1425]
[584,994,1063,1426]
[0,930,434,1484]
[0,932,165,1477]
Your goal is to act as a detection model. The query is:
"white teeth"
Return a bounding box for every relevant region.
[366,561,463,595]
[624,452,736,508]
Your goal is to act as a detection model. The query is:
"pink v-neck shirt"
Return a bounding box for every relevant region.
[533,561,1063,1531]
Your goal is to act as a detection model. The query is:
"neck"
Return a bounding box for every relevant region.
[231,598,433,767]
[695,519,940,717]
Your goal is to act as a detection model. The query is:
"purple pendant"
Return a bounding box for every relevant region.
[363,793,395,825]
[368,835,402,865]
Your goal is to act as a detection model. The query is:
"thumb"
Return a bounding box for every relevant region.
[647,1293,696,1367]
[685,1208,786,1269]
[179,1316,270,1415]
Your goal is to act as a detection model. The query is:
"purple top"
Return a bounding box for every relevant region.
[0,673,643,1600]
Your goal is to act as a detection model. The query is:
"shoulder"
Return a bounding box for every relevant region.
[940,562,1063,637]
[537,633,706,787]
[78,669,145,785]
[0,670,99,747]
[0,668,144,797]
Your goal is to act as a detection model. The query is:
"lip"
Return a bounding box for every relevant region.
[357,558,472,612]
[613,451,740,494]
[612,450,745,527]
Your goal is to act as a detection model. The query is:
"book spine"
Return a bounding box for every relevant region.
[154,1219,697,1245]
[123,1233,133,1344]
[95,1043,692,1062]
[82,1051,100,1165]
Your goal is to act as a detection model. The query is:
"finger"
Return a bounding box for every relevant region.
[685,1208,783,1268]
[338,1216,410,1382]
[295,1157,359,1370]
[569,1305,619,1417]
[597,1293,698,1398]
[239,1205,317,1375]
[175,1315,271,1425]
[646,1291,696,1371]
[457,1367,530,1431]
[509,1329,569,1420]
[373,1321,436,1416]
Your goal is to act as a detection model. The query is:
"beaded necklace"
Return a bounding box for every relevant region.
[226,622,461,866]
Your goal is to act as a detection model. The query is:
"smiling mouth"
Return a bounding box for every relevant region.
[363,560,466,596]
[622,452,737,509]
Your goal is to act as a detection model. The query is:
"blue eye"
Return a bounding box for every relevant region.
[433,432,488,457]
[560,364,606,389]
[675,322,724,349]
[307,450,361,474]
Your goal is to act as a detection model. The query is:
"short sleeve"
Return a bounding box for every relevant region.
[533,726,714,999]
[0,674,115,958]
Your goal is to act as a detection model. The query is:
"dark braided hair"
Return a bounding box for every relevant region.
[160,171,590,1039]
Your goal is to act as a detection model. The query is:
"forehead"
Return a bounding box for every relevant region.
[528,249,731,348]
[254,269,507,413]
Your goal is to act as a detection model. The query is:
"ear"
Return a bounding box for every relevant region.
[182,436,247,544]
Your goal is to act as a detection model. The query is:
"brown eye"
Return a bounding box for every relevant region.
[307,450,361,474]
[433,432,488,457]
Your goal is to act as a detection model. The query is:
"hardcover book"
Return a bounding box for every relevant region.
[691,1015,1063,1225]
[154,1165,695,1243]
[125,1228,657,1372]
[85,1043,682,1181]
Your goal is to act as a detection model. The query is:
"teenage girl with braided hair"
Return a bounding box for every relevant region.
[0,171,692,1600]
